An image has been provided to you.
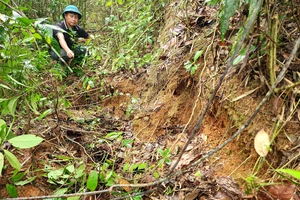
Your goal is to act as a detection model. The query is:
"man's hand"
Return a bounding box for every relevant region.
[67,50,74,58]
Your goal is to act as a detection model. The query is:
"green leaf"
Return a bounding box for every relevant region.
[123,139,134,148]
[10,171,25,182]
[117,0,124,5]
[48,168,64,180]
[276,168,300,180]
[15,176,36,186]
[33,32,42,40]
[153,171,160,179]
[219,0,239,40]
[138,162,148,170]
[6,184,18,198]
[74,164,86,179]
[106,1,113,7]
[0,84,11,90]
[105,131,122,139]
[105,170,113,181]
[7,75,28,88]
[87,170,98,191]
[4,150,21,171]
[8,96,19,116]
[54,188,68,195]
[0,152,4,176]
[123,163,130,172]
[0,98,8,103]
[66,164,75,173]
[16,17,32,26]
[8,134,43,149]
[38,109,52,121]
[193,50,203,62]
[67,196,81,200]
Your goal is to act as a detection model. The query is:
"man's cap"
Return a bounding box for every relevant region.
[63,5,82,19]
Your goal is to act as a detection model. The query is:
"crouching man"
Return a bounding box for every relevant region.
[50,5,91,64]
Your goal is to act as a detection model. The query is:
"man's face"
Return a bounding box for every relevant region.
[64,12,79,27]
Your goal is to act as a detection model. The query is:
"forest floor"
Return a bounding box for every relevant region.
[0,1,299,200]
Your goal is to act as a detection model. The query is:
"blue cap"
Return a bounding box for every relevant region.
[63,5,82,19]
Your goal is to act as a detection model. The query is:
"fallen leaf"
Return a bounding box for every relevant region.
[258,183,296,200]
[119,178,131,192]
[254,129,270,157]
[184,190,200,200]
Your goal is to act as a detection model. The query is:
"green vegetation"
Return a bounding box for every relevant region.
[0,0,299,199]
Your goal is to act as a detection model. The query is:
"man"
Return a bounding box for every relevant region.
[50,5,91,64]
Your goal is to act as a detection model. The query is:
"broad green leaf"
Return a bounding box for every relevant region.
[123,163,130,172]
[117,0,124,5]
[105,170,113,181]
[0,98,8,102]
[16,17,32,26]
[6,184,18,198]
[219,0,239,40]
[67,196,80,200]
[276,168,300,180]
[14,176,36,186]
[193,50,203,62]
[87,170,98,191]
[123,139,134,148]
[0,152,4,176]
[106,1,113,6]
[48,168,64,180]
[8,134,43,149]
[138,162,148,170]
[75,164,85,179]
[4,150,21,170]
[41,24,67,33]
[66,164,75,173]
[153,171,159,179]
[10,171,25,182]
[8,96,19,116]
[33,33,42,40]
[38,109,52,121]
[0,119,6,139]
[54,188,68,195]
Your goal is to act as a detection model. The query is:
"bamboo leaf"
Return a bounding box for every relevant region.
[8,134,43,149]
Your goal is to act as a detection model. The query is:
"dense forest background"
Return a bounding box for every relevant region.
[0,0,299,199]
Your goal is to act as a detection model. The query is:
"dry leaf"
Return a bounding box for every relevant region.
[254,129,270,157]
[184,190,200,200]
[119,178,131,192]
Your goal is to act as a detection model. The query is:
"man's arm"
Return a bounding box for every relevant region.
[57,32,74,59]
